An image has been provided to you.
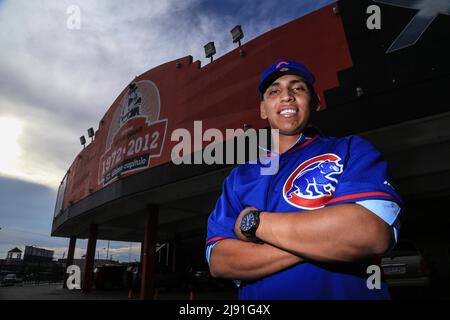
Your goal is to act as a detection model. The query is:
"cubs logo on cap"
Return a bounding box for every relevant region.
[276,60,290,69]
[283,154,343,209]
[258,59,315,96]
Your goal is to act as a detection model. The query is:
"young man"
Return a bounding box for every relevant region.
[206,59,402,299]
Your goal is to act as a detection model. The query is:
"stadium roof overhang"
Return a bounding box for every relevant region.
[52,163,233,242]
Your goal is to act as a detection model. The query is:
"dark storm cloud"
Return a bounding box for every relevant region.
[0,176,56,231]
[0,175,62,257]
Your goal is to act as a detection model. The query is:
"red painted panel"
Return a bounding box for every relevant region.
[62,3,353,209]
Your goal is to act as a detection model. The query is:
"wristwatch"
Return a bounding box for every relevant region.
[240,210,261,239]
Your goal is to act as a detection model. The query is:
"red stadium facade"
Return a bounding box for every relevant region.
[52,0,450,298]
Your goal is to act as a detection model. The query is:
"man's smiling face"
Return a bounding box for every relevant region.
[260,74,311,137]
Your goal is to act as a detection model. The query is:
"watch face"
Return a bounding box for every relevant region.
[241,212,255,232]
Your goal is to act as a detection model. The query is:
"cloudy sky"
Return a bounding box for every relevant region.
[0,0,334,262]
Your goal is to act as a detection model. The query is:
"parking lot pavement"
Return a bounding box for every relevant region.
[0,283,129,300]
[0,283,237,300]
[156,287,237,300]
[2,283,447,300]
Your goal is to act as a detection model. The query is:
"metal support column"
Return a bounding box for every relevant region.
[82,224,98,293]
[140,205,159,300]
[63,236,77,289]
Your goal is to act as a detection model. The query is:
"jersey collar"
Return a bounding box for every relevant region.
[259,133,314,157]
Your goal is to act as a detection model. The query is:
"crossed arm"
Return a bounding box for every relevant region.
[209,203,394,281]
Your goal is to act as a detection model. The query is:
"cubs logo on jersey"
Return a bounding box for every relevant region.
[283,154,343,209]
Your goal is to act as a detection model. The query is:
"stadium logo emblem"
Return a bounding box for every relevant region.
[99,80,168,186]
[283,154,343,209]
[119,83,143,127]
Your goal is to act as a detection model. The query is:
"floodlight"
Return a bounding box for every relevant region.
[88,127,95,141]
[80,135,86,148]
[204,42,216,62]
[231,25,244,47]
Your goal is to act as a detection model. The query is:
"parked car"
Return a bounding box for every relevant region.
[94,264,127,290]
[184,264,235,291]
[1,274,23,286]
[124,264,182,292]
[185,265,211,290]
[381,240,431,287]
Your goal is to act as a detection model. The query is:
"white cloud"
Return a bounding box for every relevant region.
[0,0,206,188]
[0,117,23,172]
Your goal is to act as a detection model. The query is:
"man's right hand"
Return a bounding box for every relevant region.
[209,238,304,281]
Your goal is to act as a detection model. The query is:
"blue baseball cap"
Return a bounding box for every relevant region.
[258,59,315,96]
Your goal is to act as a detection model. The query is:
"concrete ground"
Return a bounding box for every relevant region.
[1,282,448,300]
[0,282,237,300]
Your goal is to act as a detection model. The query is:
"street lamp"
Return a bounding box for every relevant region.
[103,241,110,260]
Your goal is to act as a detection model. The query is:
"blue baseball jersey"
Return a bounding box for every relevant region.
[206,134,403,300]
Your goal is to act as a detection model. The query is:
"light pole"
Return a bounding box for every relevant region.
[128,243,132,262]
[106,240,110,261]
[103,241,110,261]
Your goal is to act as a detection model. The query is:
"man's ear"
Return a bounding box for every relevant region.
[260,101,268,119]
[314,93,322,112]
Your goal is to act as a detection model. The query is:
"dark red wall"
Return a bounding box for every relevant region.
[62,3,353,209]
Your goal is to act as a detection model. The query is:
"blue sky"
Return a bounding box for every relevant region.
[0,0,334,261]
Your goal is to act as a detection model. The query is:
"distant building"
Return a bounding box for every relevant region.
[6,247,22,260]
[23,246,54,263]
